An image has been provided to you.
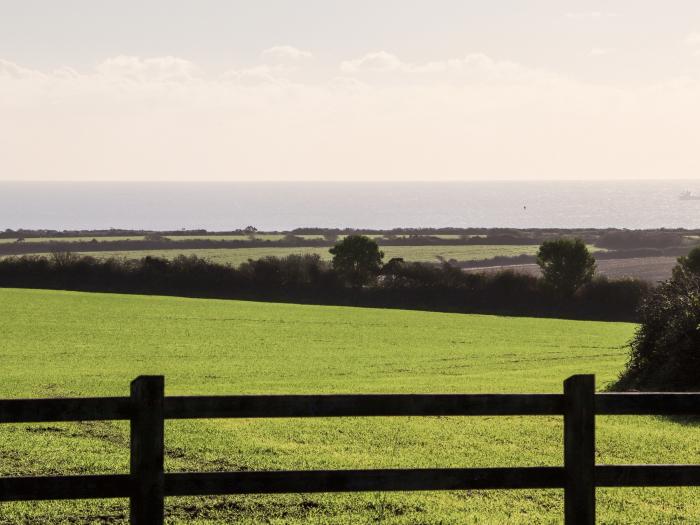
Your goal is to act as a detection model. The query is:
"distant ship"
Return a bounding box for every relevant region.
[679,191,700,201]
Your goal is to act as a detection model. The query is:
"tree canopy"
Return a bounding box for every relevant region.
[536,238,596,296]
[329,235,384,288]
[673,246,700,279]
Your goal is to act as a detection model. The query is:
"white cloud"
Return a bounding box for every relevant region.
[220,64,294,86]
[261,46,312,62]
[565,12,618,19]
[685,33,700,47]
[340,51,403,73]
[2,54,700,182]
[0,59,44,80]
[589,48,613,57]
[95,55,199,82]
[340,51,559,85]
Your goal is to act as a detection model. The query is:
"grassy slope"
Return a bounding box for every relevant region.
[0,289,698,524]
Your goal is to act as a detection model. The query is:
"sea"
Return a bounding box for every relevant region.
[1,181,699,231]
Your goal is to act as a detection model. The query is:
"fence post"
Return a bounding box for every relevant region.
[563,374,595,525]
[130,376,165,525]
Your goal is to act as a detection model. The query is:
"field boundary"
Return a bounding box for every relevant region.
[1,375,699,524]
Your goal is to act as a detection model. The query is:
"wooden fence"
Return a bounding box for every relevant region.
[1,374,699,524]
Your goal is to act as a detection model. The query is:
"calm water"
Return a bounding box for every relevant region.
[1,181,699,230]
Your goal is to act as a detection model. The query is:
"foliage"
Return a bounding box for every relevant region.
[614,268,700,391]
[0,251,649,321]
[595,230,684,250]
[673,246,700,279]
[329,235,384,287]
[536,238,596,296]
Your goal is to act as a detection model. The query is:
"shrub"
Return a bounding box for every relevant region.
[614,269,700,391]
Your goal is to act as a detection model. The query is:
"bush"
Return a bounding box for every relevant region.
[614,269,700,391]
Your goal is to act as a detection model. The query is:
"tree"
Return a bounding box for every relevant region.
[614,269,700,391]
[673,246,700,279]
[536,238,596,296]
[329,235,384,288]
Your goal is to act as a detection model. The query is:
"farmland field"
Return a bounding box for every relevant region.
[0,234,322,244]
[16,245,541,265]
[0,234,484,244]
[1,288,698,523]
[465,257,678,282]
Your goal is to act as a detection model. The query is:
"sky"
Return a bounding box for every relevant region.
[1,1,700,182]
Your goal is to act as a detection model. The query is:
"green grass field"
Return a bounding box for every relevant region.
[23,245,540,265]
[1,288,698,523]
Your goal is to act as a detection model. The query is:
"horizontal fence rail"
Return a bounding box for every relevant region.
[164,393,565,419]
[0,397,131,423]
[0,375,698,524]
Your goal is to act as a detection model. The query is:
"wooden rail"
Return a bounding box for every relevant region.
[0,375,699,524]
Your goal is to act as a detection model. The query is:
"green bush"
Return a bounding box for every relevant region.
[614,269,700,391]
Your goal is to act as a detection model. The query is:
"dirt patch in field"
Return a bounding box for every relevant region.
[464,256,677,282]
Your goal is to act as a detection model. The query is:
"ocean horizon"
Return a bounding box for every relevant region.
[2,180,700,231]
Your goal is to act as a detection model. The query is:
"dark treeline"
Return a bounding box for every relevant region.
[594,230,691,250]
[3,233,698,259]
[4,226,700,243]
[2,226,565,239]
[0,253,650,322]
[3,228,698,263]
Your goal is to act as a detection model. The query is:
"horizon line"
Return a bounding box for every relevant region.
[2,179,699,184]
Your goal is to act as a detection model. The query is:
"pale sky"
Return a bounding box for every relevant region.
[1,1,700,181]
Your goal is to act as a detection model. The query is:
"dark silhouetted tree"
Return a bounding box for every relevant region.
[329,235,384,288]
[536,238,596,296]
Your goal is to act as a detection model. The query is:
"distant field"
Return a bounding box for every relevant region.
[20,245,540,265]
[0,233,483,244]
[0,234,325,244]
[1,288,699,523]
[465,256,677,282]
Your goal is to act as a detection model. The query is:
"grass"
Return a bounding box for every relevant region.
[21,245,542,265]
[0,288,698,523]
